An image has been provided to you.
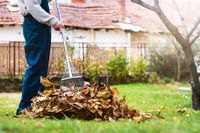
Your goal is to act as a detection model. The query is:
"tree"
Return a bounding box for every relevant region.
[131,0,200,109]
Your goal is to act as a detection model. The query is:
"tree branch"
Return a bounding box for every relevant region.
[156,9,189,47]
[131,0,188,47]
[154,0,159,8]
[187,17,200,39]
[191,30,200,45]
[172,0,188,36]
[131,0,155,11]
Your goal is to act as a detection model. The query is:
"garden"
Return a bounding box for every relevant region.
[1,83,199,133]
[0,50,198,133]
[0,0,200,132]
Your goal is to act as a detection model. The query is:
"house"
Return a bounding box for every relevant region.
[0,0,143,44]
[0,0,143,76]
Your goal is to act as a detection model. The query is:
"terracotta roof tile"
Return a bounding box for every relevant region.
[50,2,121,28]
[0,0,17,25]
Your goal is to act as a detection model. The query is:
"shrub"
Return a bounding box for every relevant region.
[129,58,149,82]
[147,72,161,83]
[83,55,160,84]
[106,55,129,84]
[84,61,106,82]
[148,47,190,81]
[162,77,175,84]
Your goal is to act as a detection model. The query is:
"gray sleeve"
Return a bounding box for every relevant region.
[24,0,58,26]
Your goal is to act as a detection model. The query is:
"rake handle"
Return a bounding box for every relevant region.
[54,0,73,78]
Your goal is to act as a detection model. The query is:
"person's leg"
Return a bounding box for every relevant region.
[37,27,51,91]
[16,48,42,114]
[16,23,51,115]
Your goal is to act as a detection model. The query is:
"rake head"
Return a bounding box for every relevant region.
[61,76,84,89]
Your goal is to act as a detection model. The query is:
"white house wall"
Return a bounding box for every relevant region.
[95,29,127,47]
[59,28,128,47]
[0,26,129,48]
[66,29,92,43]
[0,26,24,43]
[0,25,63,43]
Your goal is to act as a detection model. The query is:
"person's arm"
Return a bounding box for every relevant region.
[24,0,58,27]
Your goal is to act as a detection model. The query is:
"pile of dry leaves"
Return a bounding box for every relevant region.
[20,77,152,121]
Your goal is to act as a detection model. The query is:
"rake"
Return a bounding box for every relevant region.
[55,0,84,88]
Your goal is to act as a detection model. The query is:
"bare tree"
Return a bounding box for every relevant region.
[131,0,200,109]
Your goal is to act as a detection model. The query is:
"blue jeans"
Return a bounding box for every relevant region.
[16,14,51,115]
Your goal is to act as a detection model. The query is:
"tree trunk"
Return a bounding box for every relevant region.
[183,45,200,110]
[177,52,181,81]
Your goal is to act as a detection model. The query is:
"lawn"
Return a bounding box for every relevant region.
[0,83,200,133]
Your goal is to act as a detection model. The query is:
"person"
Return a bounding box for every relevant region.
[16,0,63,115]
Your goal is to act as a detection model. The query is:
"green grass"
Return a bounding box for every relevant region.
[1,83,199,133]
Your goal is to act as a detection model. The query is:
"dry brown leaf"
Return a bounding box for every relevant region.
[141,113,152,120]
[101,100,110,109]
[97,110,103,116]
[89,108,96,113]
[40,77,55,87]
[73,102,83,110]
[62,92,74,97]
[94,105,99,109]
[96,91,110,99]
[176,108,189,113]
[134,116,143,122]
[111,87,120,96]
[82,88,90,95]
[39,90,54,97]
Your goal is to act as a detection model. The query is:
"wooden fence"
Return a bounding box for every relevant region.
[0,41,148,77]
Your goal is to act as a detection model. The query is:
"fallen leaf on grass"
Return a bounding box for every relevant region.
[176,108,190,114]
[156,112,165,119]
[148,106,166,119]
[134,113,152,123]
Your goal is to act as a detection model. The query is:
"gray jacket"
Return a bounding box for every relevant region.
[18,0,58,26]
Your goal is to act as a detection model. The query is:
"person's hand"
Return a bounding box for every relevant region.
[53,21,63,32]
